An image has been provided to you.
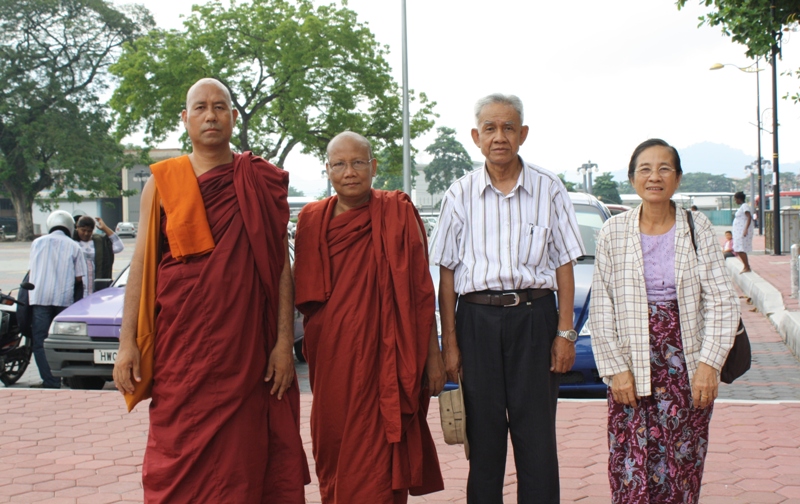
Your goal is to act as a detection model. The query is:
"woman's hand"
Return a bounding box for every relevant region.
[610,370,638,407]
[691,362,718,409]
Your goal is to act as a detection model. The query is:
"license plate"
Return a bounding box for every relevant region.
[93,349,118,364]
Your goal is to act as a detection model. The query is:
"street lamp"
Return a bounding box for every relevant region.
[577,161,599,195]
[744,163,756,213]
[132,170,149,193]
[321,169,331,198]
[710,60,766,236]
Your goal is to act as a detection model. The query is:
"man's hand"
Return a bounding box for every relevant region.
[265,344,294,400]
[424,349,446,396]
[691,362,718,409]
[550,337,576,373]
[442,339,462,383]
[113,339,141,395]
[610,370,638,407]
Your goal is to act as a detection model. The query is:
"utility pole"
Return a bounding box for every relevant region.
[771,0,781,254]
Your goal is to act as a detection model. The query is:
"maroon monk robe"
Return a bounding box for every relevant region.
[145,152,309,503]
[295,189,444,503]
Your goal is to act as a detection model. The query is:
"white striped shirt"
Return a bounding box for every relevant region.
[79,234,124,296]
[28,231,87,307]
[432,158,585,295]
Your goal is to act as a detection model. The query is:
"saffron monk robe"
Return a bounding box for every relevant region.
[294,131,446,504]
[113,78,309,503]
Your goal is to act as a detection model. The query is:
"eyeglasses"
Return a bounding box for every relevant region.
[328,159,374,173]
[635,166,677,178]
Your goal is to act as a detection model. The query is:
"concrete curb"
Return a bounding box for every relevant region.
[726,257,800,358]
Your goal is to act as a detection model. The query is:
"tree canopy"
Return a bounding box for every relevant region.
[0,0,152,240]
[422,127,473,195]
[677,0,799,58]
[110,0,436,171]
[558,173,577,192]
[591,173,622,204]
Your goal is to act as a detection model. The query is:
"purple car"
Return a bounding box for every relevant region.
[45,243,305,390]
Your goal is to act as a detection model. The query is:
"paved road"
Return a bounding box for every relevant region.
[2,228,800,502]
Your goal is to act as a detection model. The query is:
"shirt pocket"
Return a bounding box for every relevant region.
[522,224,550,266]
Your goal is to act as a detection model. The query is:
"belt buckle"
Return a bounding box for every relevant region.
[502,292,520,307]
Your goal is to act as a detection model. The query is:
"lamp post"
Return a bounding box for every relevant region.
[769,0,781,255]
[321,169,331,198]
[744,164,756,212]
[401,0,411,196]
[577,161,598,195]
[132,170,149,192]
[710,60,765,235]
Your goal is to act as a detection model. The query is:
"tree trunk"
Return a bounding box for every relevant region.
[276,139,299,169]
[5,184,35,242]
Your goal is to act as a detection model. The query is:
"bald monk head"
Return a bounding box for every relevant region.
[181,78,238,152]
[326,132,378,212]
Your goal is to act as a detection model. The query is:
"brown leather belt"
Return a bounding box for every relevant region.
[460,289,552,307]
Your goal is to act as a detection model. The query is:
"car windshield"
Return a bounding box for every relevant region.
[572,203,604,257]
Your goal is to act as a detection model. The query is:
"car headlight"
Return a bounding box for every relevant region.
[579,324,591,337]
[51,322,87,336]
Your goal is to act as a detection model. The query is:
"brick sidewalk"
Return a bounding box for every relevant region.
[1,390,799,503]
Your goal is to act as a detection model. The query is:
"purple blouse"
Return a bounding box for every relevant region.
[640,223,677,302]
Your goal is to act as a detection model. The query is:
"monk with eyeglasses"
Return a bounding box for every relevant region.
[293,131,445,503]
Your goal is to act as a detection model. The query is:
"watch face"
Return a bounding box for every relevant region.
[559,329,578,342]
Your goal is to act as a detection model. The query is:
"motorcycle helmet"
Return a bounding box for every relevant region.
[46,210,75,236]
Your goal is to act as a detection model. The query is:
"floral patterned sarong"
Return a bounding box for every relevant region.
[607,300,712,504]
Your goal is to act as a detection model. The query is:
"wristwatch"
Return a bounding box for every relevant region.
[556,329,578,342]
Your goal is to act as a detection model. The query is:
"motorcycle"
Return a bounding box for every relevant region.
[0,281,34,386]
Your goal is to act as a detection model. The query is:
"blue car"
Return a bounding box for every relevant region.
[430,191,611,395]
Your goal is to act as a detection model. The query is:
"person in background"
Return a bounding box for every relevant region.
[74,216,124,297]
[723,230,735,258]
[28,210,87,388]
[732,191,753,273]
[590,138,739,504]
[690,204,698,211]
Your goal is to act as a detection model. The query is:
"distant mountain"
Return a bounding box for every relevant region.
[679,141,799,178]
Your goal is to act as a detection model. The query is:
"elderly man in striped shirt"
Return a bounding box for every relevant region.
[29,210,87,388]
[432,94,585,504]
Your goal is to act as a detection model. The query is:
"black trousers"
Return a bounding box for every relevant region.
[456,292,560,504]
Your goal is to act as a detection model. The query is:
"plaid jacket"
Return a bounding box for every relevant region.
[589,206,739,397]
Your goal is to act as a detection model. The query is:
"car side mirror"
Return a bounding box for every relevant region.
[94,278,113,292]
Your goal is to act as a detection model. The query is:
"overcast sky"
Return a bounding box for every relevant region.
[114,0,800,197]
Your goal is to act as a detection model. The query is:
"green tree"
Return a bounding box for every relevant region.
[676,1,800,102]
[678,172,736,192]
[558,173,577,192]
[0,0,152,240]
[423,127,473,195]
[677,0,799,58]
[617,179,634,194]
[373,146,417,192]
[288,186,305,197]
[110,0,436,172]
[591,173,622,204]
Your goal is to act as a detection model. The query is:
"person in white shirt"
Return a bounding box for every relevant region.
[29,210,87,388]
[432,94,585,504]
[74,215,124,296]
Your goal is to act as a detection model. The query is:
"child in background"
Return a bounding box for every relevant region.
[723,230,735,258]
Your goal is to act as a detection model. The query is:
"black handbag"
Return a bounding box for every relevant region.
[686,210,751,384]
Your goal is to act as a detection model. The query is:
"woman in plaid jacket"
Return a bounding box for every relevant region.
[589,139,739,504]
